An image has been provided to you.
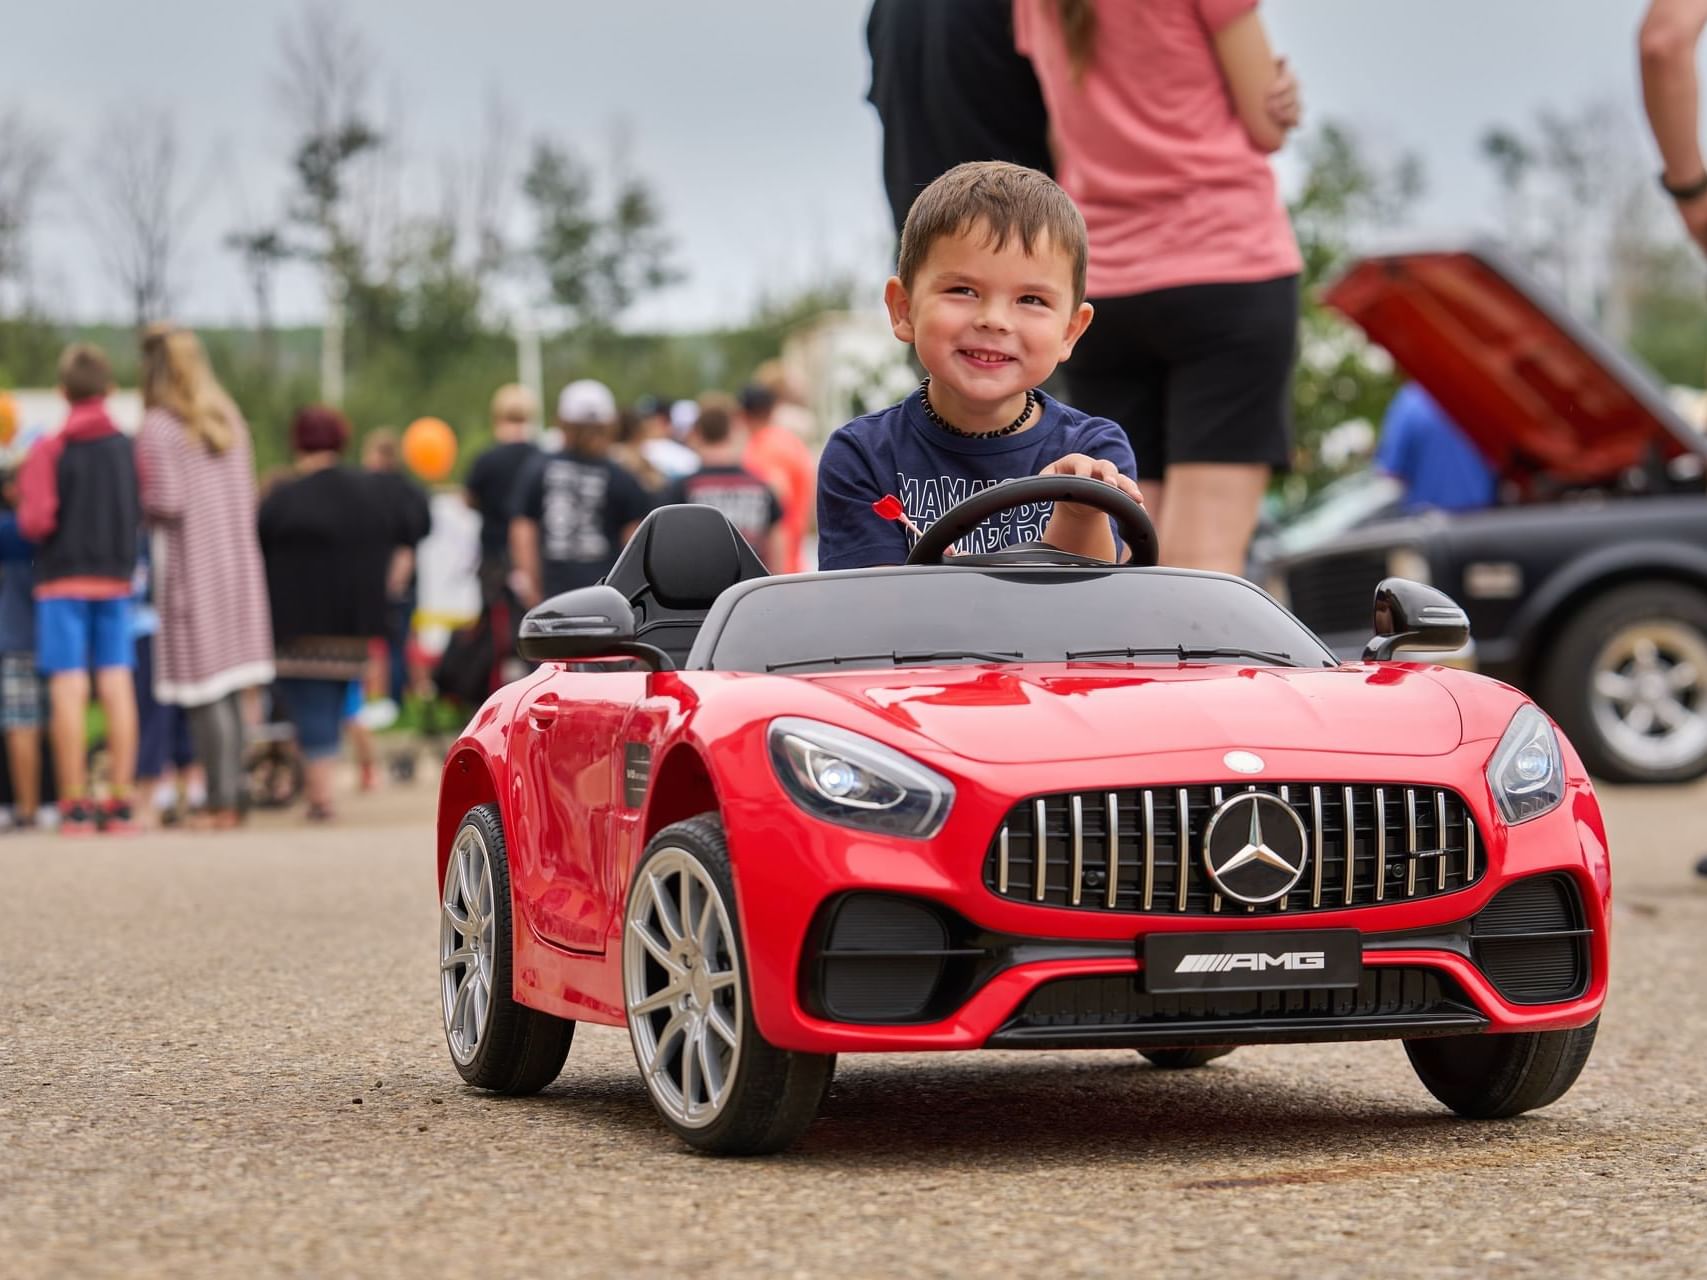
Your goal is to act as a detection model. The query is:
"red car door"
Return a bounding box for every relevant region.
[509,666,648,953]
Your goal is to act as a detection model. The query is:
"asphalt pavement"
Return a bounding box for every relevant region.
[4,774,1705,1278]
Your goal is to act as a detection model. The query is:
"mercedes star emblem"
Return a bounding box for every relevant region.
[1201,791,1309,905]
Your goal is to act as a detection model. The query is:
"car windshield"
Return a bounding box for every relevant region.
[1268,471,1404,556]
[701,568,1339,673]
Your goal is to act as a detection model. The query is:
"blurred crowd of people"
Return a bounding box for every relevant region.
[0,327,815,835]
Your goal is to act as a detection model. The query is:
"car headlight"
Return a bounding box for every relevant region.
[768,717,953,838]
[1486,705,1565,825]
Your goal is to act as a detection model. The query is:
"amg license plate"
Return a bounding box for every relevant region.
[1143,930,1362,994]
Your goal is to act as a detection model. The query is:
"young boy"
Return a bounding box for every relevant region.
[664,395,786,569]
[816,161,1142,568]
[0,461,43,828]
[18,344,140,834]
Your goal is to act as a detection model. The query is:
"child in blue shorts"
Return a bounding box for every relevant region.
[17,344,141,834]
[0,463,43,828]
[817,161,1143,569]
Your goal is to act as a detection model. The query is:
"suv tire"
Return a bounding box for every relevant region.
[1539,581,1707,784]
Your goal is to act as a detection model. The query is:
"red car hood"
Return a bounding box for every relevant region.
[1324,242,1707,493]
[797,663,1463,764]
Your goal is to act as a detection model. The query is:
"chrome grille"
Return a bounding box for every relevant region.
[983,783,1483,915]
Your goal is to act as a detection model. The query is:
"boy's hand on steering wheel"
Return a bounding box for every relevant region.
[1039,454,1145,524]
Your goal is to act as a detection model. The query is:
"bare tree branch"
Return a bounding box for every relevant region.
[0,108,53,314]
[274,0,382,276]
[82,106,193,328]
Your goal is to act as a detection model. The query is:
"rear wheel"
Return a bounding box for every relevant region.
[623,813,832,1156]
[1139,1047,1234,1070]
[1540,582,1707,784]
[440,804,574,1094]
[1404,1021,1597,1119]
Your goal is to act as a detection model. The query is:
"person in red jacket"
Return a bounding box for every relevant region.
[18,344,141,834]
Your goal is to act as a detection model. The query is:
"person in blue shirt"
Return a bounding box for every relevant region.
[817,162,1142,569]
[0,462,43,828]
[1375,383,1498,513]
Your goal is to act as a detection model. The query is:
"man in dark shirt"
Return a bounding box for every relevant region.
[360,428,434,708]
[663,398,785,569]
[510,380,654,605]
[463,383,541,602]
[866,0,1054,235]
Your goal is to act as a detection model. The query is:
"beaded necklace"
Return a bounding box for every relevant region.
[918,377,1037,439]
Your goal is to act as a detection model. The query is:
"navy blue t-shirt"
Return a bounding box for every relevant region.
[816,391,1137,569]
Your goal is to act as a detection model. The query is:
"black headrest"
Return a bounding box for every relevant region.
[608,504,767,611]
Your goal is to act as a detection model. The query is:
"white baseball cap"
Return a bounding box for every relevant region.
[557,378,618,425]
[669,398,698,438]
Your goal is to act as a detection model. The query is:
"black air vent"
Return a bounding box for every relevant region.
[991,966,1485,1048]
[810,895,980,1024]
[1471,875,1590,1005]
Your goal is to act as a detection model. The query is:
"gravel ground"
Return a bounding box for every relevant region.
[4,776,1705,1279]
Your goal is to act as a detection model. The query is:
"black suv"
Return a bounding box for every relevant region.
[1263,244,1707,785]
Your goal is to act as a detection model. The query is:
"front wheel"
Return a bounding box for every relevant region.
[623,813,832,1155]
[440,804,574,1094]
[1404,1021,1597,1119]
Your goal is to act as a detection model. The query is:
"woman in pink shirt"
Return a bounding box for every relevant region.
[1015,0,1303,574]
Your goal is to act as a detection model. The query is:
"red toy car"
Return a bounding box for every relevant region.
[436,478,1608,1155]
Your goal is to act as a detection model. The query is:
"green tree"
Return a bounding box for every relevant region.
[521,140,681,333]
[1285,122,1425,495]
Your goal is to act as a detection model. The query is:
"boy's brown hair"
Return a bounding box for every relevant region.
[58,343,113,402]
[896,161,1089,306]
[693,391,739,446]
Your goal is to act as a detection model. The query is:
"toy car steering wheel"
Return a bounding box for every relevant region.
[904,474,1159,568]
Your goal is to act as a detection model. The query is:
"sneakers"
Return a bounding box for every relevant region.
[57,798,137,836]
[100,799,137,835]
[58,799,98,836]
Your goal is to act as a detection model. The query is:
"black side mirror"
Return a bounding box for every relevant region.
[518,585,675,671]
[1362,577,1470,662]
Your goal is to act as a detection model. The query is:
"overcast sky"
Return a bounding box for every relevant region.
[5,0,1667,331]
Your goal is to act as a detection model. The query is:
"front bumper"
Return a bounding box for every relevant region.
[721,742,1609,1054]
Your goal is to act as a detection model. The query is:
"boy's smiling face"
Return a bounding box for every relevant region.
[884,221,1094,430]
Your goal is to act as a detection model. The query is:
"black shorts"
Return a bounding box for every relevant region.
[1063,274,1298,478]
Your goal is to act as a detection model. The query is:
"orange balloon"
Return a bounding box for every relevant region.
[402,416,457,482]
[0,392,16,448]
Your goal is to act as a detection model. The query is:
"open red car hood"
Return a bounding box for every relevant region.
[800,663,1463,764]
[1324,243,1707,491]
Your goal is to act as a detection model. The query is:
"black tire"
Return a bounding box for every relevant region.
[624,813,832,1156]
[1404,1020,1598,1119]
[1538,582,1707,784]
[442,804,574,1095]
[1139,1047,1235,1070]
[244,744,303,810]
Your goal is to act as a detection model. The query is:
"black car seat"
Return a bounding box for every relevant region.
[603,504,769,667]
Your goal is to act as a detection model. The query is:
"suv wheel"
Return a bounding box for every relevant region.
[1405,1021,1597,1118]
[1540,582,1707,784]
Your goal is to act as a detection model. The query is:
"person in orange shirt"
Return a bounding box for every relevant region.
[739,383,815,574]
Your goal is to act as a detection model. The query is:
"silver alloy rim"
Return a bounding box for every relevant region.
[1589,620,1707,774]
[440,824,497,1066]
[623,847,743,1129]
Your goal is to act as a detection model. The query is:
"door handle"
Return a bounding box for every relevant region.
[527,697,561,725]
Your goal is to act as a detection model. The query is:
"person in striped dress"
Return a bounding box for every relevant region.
[136,325,275,830]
